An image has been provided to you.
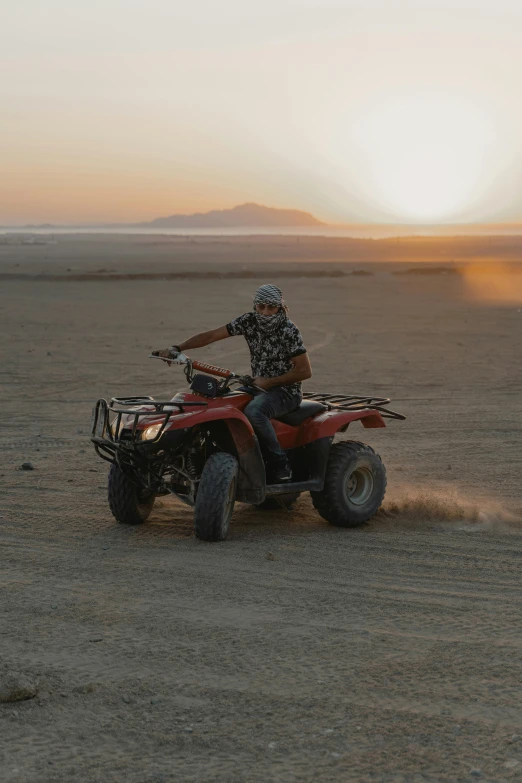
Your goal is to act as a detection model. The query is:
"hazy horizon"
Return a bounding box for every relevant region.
[6,222,522,241]
[5,202,522,238]
[3,1,522,227]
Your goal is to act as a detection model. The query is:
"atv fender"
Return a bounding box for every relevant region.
[225,419,266,505]
[167,405,266,504]
[298,409,386,447]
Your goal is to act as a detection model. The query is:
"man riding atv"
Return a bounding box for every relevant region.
[92,293,405,540]
[153,284,311,483]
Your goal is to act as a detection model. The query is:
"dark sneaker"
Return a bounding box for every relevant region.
[272,462,292,483]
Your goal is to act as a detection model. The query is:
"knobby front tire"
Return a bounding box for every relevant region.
[194,453,238,542]
[108,464,156,525]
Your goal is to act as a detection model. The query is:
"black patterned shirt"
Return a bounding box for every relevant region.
[226,313,307,398]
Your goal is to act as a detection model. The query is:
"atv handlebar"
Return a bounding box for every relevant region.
[149,352,264,392]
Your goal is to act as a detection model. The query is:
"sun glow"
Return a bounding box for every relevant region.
[461,263,522,304]
[330,92,500,223]
[4,2,522,224]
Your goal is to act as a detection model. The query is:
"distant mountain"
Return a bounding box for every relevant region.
[142,203,325,228]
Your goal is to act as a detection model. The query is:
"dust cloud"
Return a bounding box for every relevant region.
[378,484,521,530]
[461,262,522,304]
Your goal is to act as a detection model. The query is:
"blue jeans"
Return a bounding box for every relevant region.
[243,386,301,464]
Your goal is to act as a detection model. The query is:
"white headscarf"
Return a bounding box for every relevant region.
[252,284,288,333]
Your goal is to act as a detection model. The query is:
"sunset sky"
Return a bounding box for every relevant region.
[2,0,522,225]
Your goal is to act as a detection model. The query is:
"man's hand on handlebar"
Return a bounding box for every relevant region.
[151,346,181,366]
[252,376,273,391]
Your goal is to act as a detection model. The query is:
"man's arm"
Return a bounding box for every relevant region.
[153,325,230,359]
[178,325,230,351]
[254,353,312,390]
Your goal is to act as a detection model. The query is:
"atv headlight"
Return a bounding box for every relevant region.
[141,423,163,441]
[110,418,123,438]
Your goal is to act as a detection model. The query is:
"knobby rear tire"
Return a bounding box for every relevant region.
[194,453,238,542]
[311,441,386,527]
[108,463,155,525]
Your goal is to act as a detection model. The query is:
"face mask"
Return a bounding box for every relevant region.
[253,306,287,332]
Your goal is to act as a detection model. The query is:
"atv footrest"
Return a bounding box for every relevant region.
[265,479,323,496]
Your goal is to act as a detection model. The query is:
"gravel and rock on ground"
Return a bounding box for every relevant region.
[1,234,522,782]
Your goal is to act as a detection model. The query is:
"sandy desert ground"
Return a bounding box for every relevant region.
[1,235,522,782]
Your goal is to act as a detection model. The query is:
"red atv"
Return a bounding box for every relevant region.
[91,353,405,541]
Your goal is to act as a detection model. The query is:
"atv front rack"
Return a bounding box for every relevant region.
[91,396,207,458]
[303,392,406,420]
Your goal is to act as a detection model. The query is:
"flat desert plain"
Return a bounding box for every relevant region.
[1,235,522,783]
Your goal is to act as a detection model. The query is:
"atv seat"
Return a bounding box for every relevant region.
[275,400,327,426]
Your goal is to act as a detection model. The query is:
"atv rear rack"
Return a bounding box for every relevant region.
[303,392,406,421]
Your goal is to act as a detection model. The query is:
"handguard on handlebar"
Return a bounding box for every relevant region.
[150,351,187,365]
